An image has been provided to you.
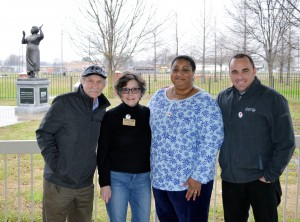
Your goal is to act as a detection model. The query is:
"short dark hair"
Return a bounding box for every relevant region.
[171,55,196,72]
[229,53,255,69]
[114,72,146,97]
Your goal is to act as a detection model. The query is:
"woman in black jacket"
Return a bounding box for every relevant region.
[97,72,151,222]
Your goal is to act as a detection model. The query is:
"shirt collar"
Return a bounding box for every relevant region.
[93,98,99,111]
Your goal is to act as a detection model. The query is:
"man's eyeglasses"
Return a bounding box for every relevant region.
[121,87,140,94]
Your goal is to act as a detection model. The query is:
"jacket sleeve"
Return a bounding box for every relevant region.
[264,95,295,182]
[36,98,64,171]
[97,112,113,187]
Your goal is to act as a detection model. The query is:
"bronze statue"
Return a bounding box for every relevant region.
[22,25,44,78]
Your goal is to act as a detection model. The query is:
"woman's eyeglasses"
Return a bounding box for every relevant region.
[121,87,140,94]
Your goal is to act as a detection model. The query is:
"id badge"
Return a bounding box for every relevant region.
[123,118,136,126]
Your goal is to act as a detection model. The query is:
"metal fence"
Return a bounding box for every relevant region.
[0,137,299,222]
[0,72,299,100]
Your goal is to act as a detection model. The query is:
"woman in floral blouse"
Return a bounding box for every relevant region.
[148,55,224,222]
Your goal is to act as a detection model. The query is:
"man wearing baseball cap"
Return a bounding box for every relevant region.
[36,65,110,222]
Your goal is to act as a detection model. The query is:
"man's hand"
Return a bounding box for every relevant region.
[259,176,271,183]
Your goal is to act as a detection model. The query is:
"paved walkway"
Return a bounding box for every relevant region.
[0,106,45,127]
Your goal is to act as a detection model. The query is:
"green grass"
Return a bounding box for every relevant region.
[289,100,300,135]
[0,121,41,140]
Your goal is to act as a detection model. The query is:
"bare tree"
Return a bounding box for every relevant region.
[191,0,216,83]
[153,28,158,82]
[69,0,158,97]
[281,27,298,85]
[227,0,300,86]
[212,19,232,82]
[4,54,21,67]
[150,14,172,82]
[151,28,167,82]
[278,27,298,84]
[277,0,300,24]
[225,0,259,54]
[201,0,207,83]
[214,21,218,82]
[175,13,179,56]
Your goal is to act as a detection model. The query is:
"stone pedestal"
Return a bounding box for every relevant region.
[16,78,51,113]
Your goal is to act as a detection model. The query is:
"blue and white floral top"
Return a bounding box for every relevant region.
[148,88,224,191]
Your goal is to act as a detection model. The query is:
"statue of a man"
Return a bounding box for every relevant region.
[22,25,44,78]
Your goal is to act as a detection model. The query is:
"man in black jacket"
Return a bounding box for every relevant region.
[36,65,110,222]
[217,54,295,222]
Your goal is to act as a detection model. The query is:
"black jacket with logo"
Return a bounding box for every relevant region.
[217,77,295,183]
[36,85,110,189]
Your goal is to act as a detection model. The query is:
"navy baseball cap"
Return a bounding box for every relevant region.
[81,65,107,79]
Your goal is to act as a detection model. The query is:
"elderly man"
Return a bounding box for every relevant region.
[36,65,110,222]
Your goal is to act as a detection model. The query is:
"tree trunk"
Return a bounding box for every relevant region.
[107,59,115,98]
[268,62,274,88]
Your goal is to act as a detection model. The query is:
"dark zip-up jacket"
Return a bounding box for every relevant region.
[36,85,110,189]
[217,77,295,183]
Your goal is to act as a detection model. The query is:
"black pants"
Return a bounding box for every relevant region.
[153,180,214,222]
[222,179,282,222]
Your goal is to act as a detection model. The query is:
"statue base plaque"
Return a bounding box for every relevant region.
[16,78,51,113]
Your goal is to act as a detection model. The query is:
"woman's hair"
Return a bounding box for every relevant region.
[114,71,146,97]
[171,55,196,72]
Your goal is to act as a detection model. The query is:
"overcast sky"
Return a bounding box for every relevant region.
[0,0,230,63]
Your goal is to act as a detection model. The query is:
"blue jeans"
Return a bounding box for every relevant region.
[106,171,151,222]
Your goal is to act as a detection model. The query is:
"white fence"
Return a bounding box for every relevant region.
[0,137,300,222]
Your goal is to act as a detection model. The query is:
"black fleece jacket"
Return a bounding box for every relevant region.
[217,77,295,183]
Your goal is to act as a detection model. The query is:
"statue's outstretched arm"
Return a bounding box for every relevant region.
[21,31,27,44]
[39,25,44,39]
